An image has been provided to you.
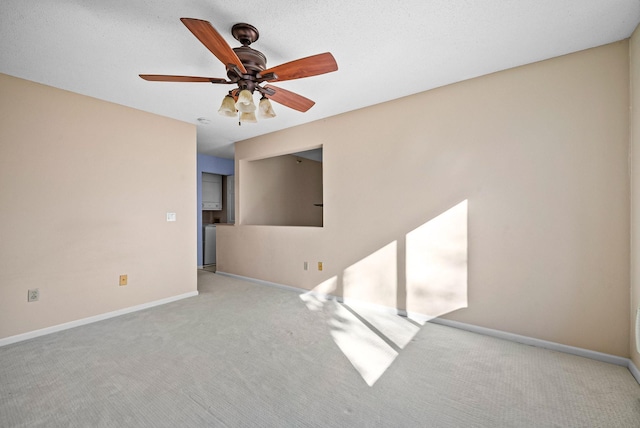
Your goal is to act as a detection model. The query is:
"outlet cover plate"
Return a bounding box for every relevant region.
[28,288,39,302]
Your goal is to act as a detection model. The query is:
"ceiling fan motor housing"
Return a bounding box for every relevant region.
[231,46,267,92]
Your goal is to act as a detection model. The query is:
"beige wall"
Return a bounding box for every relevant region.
[631,26,640,368]
[241,154,323,226]
[0,73,197,340]
[219,41,630,357]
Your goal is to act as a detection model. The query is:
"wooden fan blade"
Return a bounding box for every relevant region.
[180,18,247,74]
[139,74,228,83]
[261,52,337,82]
[264,84,315,112]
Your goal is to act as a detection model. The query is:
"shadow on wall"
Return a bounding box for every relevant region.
[300,200,468,386]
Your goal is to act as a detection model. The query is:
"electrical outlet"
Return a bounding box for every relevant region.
[28,289,39,302]
[119,275,128,286]
[318,262,323,271]
[304,261,308,271]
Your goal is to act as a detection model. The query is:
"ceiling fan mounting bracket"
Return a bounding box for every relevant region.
[232,23,259,46]
[231,45,267,75]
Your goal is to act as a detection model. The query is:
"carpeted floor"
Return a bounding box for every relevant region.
[1,270,639,427]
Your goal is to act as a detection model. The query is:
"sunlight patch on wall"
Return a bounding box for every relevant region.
[298,200,468,387]
[406,200,468,318]
[343,242,397,307]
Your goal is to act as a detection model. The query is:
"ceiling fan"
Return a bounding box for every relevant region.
[140,18,338,123]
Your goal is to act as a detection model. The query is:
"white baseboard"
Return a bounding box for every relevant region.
[629,360,640,384]
[429,318,629,366]
[216,271,640,384]
[216,271,313,295]
[0,291,199,348]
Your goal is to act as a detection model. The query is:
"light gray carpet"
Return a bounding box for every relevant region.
[1,270,639,427]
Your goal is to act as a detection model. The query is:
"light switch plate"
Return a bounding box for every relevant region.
[166,212,176,222]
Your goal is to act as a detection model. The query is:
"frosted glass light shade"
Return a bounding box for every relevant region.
[235,89,256,113]
[239,111,257,123]
[258,97,276,118]
[218,95,237,117]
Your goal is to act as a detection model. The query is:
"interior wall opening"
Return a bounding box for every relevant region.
[241,147,323,227]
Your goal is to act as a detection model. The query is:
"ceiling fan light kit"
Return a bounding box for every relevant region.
[259,97,276,119]
[240,111,258,124]
[218,95,237,117]
[140,18,338,125]
[235,89,256,113]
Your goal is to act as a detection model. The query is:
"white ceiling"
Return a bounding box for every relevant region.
[1,1,639,159]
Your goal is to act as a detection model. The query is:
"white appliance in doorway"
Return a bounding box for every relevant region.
[203,224,216,265]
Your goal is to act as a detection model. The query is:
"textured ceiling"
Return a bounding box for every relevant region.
[1,1,639,159]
